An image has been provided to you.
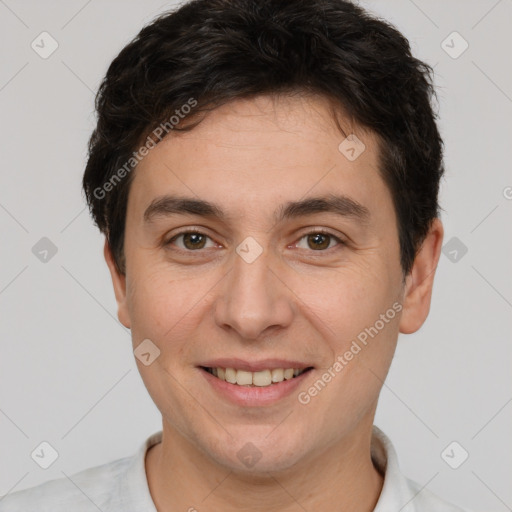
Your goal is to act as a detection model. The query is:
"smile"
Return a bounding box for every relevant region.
[201,366,312,387]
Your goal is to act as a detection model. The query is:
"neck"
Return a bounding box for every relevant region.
[145,421,384,512]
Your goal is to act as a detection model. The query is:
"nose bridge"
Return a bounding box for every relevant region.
[214,237,293,340]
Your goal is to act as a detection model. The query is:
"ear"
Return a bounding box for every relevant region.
[399,218,444,334]
[104,239,131,329]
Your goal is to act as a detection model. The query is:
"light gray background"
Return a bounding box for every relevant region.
[1,1,511,510]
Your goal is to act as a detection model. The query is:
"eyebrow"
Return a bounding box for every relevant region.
[143,193,370,225]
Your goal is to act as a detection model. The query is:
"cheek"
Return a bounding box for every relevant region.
[290,257,397,341]
[125,260,219,356]
[294,271,400,431]
[125,263,182,343]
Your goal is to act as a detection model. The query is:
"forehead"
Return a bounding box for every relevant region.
[128,94,392,225]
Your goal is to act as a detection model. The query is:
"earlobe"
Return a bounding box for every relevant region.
[399,218,444,334]
[103,239,131,329]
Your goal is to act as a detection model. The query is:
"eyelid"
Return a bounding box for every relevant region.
[165,227,347,252]
[292,228,347,251]
[165,227,220,249]
[295,226,346,241]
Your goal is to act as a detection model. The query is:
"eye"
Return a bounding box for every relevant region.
[166,230,217,251]
[165,229,344,253]
[295,230,344,251]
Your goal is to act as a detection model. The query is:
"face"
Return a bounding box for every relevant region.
[106,93,442,474]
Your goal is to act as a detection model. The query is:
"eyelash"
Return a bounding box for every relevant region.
[165,228,346,253]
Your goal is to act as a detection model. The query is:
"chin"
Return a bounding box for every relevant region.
[200,425,311,474]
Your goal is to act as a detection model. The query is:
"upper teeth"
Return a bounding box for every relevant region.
[209,367,306,387]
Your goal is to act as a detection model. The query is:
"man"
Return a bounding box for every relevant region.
[0,0,470,510]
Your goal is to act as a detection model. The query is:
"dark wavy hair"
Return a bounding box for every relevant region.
[83,0,444,276]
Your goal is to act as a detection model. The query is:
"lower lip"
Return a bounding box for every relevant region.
[199,368,313,406]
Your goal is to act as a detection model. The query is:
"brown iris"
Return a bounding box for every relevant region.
[307,233,331,250]
[182,232,207,250]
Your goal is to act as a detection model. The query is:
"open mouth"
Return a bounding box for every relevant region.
[200,366,313,387]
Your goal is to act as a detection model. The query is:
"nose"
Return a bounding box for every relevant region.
[213,241,294,341]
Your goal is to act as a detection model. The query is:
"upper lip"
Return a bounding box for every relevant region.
[199,358,313,373]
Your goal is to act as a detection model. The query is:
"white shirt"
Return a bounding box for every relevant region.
[0,426,469,511]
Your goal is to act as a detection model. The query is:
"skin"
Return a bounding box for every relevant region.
[104,93,443,512]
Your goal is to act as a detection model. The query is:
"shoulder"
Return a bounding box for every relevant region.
[0,456,131,512]
[371,426,474,512]
[404,477,473,512]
